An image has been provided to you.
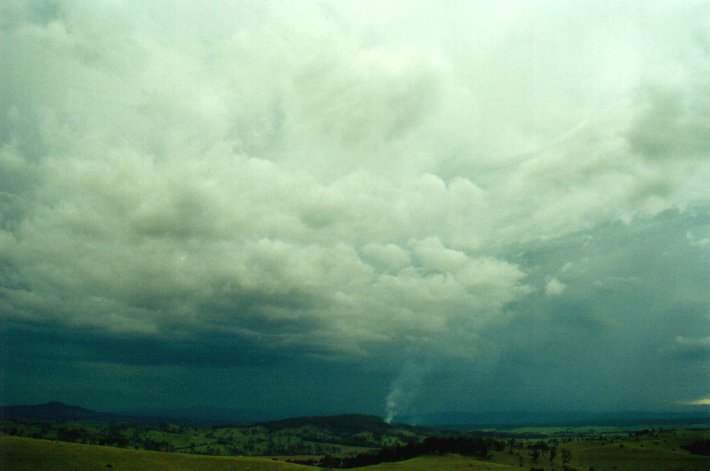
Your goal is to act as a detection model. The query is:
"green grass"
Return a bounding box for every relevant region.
[0,436,307,470]
[570,443,710,470]
[565,431,710,471]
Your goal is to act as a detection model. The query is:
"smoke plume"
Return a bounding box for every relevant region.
[384,358,433,424]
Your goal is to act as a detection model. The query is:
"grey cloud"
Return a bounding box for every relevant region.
[545,277,566,297]
[626,84,710,160]
[668,336,710,361]
[289,47,443,146]
[2,0,710,413]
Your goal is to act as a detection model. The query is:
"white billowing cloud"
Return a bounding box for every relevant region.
[687,231,710,249]
[545,278,566,297]
[362,243,411,272]
[1,0,710,362]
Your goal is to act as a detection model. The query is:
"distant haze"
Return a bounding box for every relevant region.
[1,1,709,419]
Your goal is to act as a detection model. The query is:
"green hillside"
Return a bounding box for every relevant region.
[0,436,305,471]
[563,429,710,471]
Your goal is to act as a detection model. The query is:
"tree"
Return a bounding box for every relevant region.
[561,448,572,465]
[529,448,540,464]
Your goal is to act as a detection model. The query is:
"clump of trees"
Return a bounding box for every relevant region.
[98,424,129,447]
[292,435,504,468]
[681,439,710,456]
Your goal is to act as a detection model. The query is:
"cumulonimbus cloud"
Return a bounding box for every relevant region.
[1,0,710,366]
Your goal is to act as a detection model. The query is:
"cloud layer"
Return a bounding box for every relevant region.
[1,0,709,413]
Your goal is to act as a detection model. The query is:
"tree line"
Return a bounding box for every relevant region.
[291,435,504,468]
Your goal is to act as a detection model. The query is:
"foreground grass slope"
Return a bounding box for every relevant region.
[0,436,306,471]
[364,455,518,470]
[566,438,710,471]
[0,437,519,471]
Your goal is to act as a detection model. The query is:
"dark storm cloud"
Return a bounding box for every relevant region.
[667,336,710,362]
[3,320,284,367]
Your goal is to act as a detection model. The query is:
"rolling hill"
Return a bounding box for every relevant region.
[0,402,117,422]
[0,435,305,471]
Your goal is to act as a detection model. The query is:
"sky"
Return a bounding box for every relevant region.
[1,0,709,421]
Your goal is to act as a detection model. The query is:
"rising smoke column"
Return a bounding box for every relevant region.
[384,357,433,424]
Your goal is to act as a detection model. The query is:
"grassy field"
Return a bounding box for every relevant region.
[0,436,306,471]
[563,430,710,471]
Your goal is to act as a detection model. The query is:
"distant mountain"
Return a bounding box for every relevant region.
[0,402,241,425]
[249,413,435,449]
[0,403,407,434]
[5,402,708,431]
[0,401,117,422]
[124,406,289,425]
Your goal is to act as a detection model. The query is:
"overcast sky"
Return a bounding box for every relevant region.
[1,0,709,419]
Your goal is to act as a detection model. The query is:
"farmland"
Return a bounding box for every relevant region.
[0,413,424,457]
[2,417,709,470]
